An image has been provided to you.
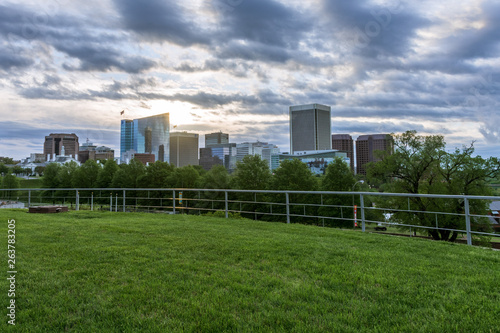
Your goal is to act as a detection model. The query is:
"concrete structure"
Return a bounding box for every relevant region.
[205,132,229,147]
[290,104,331,154]
[332,134,354,172]
[79,140,114,163]
[356,134,393,175]
[169,132,199,167]
[44,133,79,160]
[30,153,45,163]
[120,113,169,163]
[279,150,349,175]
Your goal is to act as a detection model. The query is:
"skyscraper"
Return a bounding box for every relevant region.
[205,132,229,147]
[356,134,393,175]
[169,132,199,167]
[120,113,170,163]
[44,133,79,160]
[332,134,354,172]
[290,104,332,154]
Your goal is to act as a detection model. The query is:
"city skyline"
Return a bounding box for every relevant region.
[1,0,500,160]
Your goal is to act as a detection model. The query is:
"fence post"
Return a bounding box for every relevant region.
[225,191,228,218]
[464,197,472,246]
[360,194,365,232]
[172,190,176,214]
[115,194,118,212]
[123,190,126,212]
[76,190,79,211]
[91,192,93,211]
[28,190,31,208]
[110,194,112,212]
[286,192,290,224]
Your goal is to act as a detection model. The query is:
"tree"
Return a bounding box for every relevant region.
[12,165,23,176]
[368,130,500,241]
[143,161,175,188]
[42,163,62,188]
[319,157,357,228]
[72,160,101,188]
[270,158,319,224]
[169,166,200,188]
[0,163,9,176]
[0,157,14,164]
[271,159,318,191]
[197,165,231,211]
[96,159,119,188]
[232,155,271,190]
[111,159,146,188]
[1,173,19,199]
[35,166,45,177]
[231,155,272,220]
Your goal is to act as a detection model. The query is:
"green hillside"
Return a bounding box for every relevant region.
[1,210,498,332]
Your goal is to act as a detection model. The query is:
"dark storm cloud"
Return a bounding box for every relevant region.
[0,3,156,74]
[322,0,429,58]
[113,0,209,45]
[0,47,33,70]
[442,1,500,60]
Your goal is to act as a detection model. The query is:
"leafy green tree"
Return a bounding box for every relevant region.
[271,159,318,191]
[368,130,500,241]
[0,157,14,164]
[143,161,175,188]
[231,155,272,220]
[34,166,45,177]
[96,159,119,188]
[197,165,231,211]
[72,160,101,188]
[232,155,271,190]
[42,163,62,188]
[1,173,19,199]
[319,157,357,228]
[270,158,319,224]
[169,166,200,188]
[57,161,79,188]
[0,163,9,176]
[111,159,146,188]
[12,165,23,176]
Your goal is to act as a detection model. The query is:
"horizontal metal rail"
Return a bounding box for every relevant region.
[2,187,499,247]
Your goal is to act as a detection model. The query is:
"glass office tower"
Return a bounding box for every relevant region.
[120,113,170,163]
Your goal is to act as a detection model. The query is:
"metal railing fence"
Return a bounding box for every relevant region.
[1,188,499,246]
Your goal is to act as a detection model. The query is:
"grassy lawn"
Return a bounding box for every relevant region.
[1,210,499,332]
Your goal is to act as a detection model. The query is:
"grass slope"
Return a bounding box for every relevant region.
[1,210,499,332]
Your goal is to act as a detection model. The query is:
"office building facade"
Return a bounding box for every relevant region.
[120,113,169,163]
[356,134,393,175]
[205,132,229,147]
[290,104,332,154]
[332,134,354,172]
[279,150,349,175]
[44,133,79,160]
[170,132,199,167]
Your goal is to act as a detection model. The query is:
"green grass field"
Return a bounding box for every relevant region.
[1,210,499,332]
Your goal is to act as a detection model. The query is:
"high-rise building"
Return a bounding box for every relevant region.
[44,133,79,161]
[169,132,199,167]
[356,134,393,175]
[332,134,354,172]
[120,113,170,163]
[205,132,229,147]
[199,143,237,171]
[290,104,332,154]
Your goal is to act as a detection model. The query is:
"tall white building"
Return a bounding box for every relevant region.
[290,104,332,154]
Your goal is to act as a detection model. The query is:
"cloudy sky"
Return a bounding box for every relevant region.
[1,0,500,160]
